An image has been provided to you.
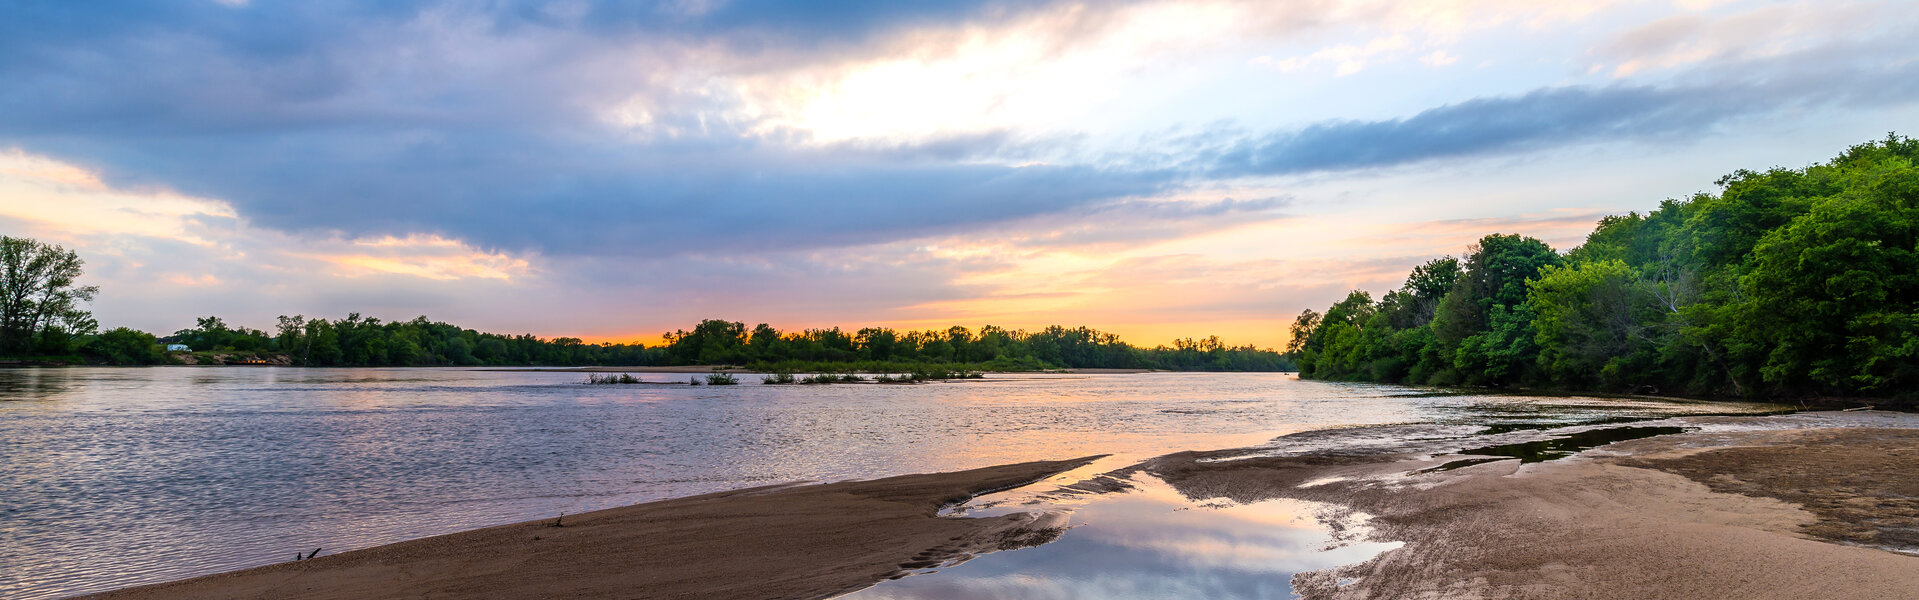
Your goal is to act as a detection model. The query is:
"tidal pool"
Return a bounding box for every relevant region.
[843,474,1401,599]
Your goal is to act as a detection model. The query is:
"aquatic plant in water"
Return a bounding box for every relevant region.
[585,373,643,384]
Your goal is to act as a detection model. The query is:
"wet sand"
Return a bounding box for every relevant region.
[78,457,1097,600]
[1138,419,1919,599]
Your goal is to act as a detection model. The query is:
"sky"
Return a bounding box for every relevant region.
[2,0,1916,348]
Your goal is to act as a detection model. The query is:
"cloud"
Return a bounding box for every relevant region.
[1417,50,1458,66]
[9,0,1914,265]
[1199,54,1919,177]
[1593,2,1916,77]
[1251,35,1412,76]
[4,0,1919,349]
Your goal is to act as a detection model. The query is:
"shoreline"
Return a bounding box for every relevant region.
[69,413,1919,600]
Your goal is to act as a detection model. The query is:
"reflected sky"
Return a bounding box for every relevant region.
[846,474,1400,599]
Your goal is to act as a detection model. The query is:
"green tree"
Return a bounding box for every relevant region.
[1740,161,1918,394]
[87,327,164,365]
[1527,260,1647,386]
[0,236,98,355]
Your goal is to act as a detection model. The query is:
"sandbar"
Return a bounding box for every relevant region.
[78,457,1097,600]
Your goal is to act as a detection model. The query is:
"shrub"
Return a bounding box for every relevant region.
[585,373,644,384]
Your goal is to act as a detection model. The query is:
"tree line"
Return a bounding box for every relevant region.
[1290,135,1918,401]
[80,314,1291,372]
[0,246,1293,372]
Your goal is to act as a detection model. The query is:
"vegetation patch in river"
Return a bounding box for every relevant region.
[1425,426,1690,472]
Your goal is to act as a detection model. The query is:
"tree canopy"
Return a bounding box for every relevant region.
[42,309,1292,372]
[1292,134,1919,401]
[0,236,98,357]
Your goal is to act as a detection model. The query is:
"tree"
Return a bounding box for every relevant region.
[1741,166,1918,394]
[1297,134,1919,400]
[1527,260,1648,386]
[87,327,164,365]
[1433,234,1560,354]
[1285,309,1320,355]
[0,236,98,355]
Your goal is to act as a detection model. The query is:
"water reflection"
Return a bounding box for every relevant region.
[1423,425,1692,471]
[0,367,79,400]
[846,475,1400,599]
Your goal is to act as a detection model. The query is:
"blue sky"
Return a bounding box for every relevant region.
[2,0,1915,346]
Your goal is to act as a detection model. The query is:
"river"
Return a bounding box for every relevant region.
[0,367,1754,599]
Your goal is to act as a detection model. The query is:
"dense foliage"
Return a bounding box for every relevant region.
[0,236,98,358]
[1292,135,1919,400]
[149,315,1292,371]
[659,321,1293,371]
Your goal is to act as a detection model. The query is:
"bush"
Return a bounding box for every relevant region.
[585,373,643,384]
[86,327,165,365]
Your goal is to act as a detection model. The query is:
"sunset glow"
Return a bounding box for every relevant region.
[3,0,1915,348]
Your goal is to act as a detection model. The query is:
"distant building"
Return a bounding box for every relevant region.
[166,344,191,352]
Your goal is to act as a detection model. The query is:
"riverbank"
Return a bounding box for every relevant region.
[71,412,1919,600]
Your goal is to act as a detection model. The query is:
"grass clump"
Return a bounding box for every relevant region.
[585,373,644,384]
[798,371,865,384]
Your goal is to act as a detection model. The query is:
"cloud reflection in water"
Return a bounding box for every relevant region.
[847,474,1400,599]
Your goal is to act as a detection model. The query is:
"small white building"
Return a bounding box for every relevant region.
[166,344,191,352]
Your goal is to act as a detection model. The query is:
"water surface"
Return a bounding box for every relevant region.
[845,474,1401,600]
[0,367,1754,599]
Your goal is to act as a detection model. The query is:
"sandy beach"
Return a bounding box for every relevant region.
[75,413,1919,600]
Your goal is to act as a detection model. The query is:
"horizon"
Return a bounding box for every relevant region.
[4,1,1917,350]
[154,313,1288,352]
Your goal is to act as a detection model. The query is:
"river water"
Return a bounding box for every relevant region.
[0,367,1759,599]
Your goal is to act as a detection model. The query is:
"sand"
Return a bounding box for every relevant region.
[1138,423,1919,600]
[78,457,1097,600]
